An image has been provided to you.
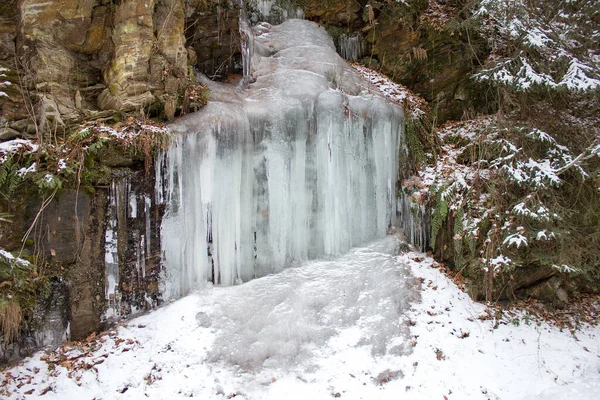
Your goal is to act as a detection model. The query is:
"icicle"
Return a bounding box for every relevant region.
[249,0,305,23]
[239,1,254,86]
[339,34,365,62]
[129,190,137,218]
[104,181,121,319]
[144,195,152,255]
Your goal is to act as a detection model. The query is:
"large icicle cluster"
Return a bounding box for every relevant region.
[157,20,404,298]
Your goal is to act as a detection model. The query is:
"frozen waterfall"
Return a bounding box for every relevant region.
[157,20,405,298]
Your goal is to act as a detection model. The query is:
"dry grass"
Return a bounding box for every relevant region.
[0,301,22,344]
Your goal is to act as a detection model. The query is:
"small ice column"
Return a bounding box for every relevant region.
[137,235,146,279]
[129,191,137,218]
[159,101,254,297]
[339,34,365,61]
[144,195,152,255]
[250,0,305,23]
[105,181,121,315]
[397,193,429,250]
[255,0,273,18]
[239,3,254,82]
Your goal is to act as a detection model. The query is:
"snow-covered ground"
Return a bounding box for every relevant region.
[2,236,599,400]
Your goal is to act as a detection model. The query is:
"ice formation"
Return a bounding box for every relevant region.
[206,235,417,370]
[104,181,121,318]
[339,33,365,62]
[157,20,405,298]
[104,178,157,319]
[248,0,305,24]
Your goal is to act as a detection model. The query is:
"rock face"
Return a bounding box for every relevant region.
[0,0,234,138]
[303,0,363,28]
[186,0,243,79]
[17,0,111,133]
[0,169,163,359]
[303,0,489,122]
[98,0,189,113]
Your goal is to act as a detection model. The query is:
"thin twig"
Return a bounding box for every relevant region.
[19,187,59,258]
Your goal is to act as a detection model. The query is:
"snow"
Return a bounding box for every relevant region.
[0,249,31,268]
[0,139,38,156]
[0,67,9,97]
[0,138,38,166]
[350,63,427,117]
[489,254,512,270]
[17,162,37,177]
[472,0,600,93]
[57,159,67,172]
[552,264,577,274]
[536,230,555,241]
[559,59,600,91]
[3,238,598,400]
[503,232,528,248]
[526,28,552,48]
[93,122,168,140]
[525,128,554,143]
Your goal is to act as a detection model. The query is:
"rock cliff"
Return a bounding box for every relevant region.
[0,0,237,140]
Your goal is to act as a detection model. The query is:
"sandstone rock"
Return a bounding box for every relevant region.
[303,0,362,28]
[16,0,102,127]
[524,276,569,305]
[0,118,20,142]
[0,127,20,141]
[187,46,198,66]
[75,90,83,111]
[98,90,156,113]
[9,119,29,132]
[99,0,156,112]
[37,96,66,137]
[1,0,195,132]
[164,96,177,121]
[0,5,17,65]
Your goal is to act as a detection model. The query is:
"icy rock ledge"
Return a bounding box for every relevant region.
[157,20,405,298]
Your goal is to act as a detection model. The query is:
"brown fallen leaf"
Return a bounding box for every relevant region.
[39,386,53,395]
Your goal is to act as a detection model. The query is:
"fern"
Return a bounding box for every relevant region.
[70,128,92,141]
[430,190,448,250]
[0,155,24,202]
[405,117,427,167]
[34,173,62,194]
[454,208,464,268]
[0,213,12,224]
[439,196,448,217]
[87,137,108,154]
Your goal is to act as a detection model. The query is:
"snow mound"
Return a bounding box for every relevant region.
[207,236,418,370]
